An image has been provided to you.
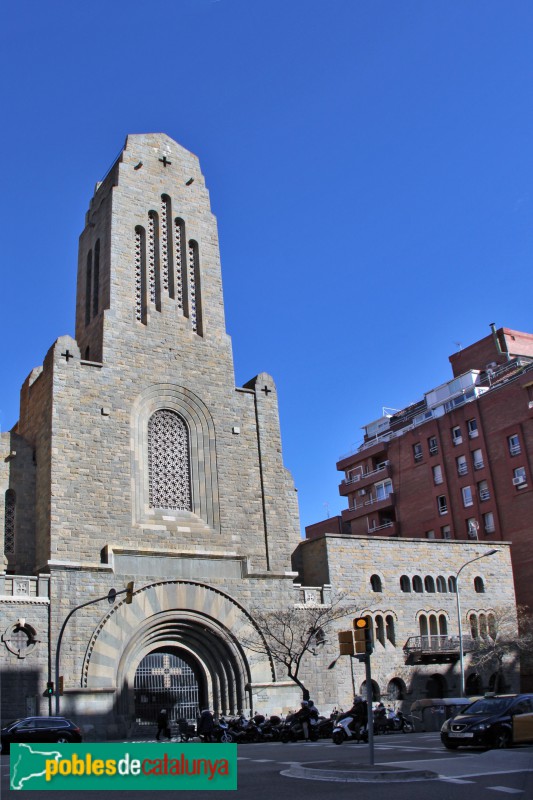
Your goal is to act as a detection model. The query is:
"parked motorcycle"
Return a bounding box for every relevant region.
[279,713,319,743]
[373,708,413,734]
[315,715,336,739]
[254,714,282,742]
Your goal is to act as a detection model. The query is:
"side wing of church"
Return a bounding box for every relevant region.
[0,133,305,733]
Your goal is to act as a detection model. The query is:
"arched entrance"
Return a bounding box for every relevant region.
[83,580,276,721]
[425,673,447,698]
[134,648,204,724]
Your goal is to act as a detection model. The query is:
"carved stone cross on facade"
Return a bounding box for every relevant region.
[61,350,74,362]
[159,156,172,168]
[150,654,182,687]
[261,385,271,396]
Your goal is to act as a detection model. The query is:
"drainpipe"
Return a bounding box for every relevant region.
[489,323,511,362]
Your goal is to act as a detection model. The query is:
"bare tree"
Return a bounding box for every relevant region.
[467,604,533,692]
[241,594,361,701]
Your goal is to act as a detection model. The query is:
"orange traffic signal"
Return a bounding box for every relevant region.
[353,617,373,655]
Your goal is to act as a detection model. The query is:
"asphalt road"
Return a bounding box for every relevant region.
[2,731,533,798]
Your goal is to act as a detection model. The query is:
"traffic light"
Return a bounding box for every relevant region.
[353,617,373,655]
[46,681,54,696]
[125,581,134,604]
[337,630,354,656]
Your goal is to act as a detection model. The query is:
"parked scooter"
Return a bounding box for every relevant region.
[390,710,413,733]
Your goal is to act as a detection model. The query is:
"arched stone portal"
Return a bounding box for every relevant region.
[82,580,275,719]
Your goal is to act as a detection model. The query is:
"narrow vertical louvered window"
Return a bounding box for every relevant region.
[135,226,147,324]
[148,211,161,311]
[4,490,15,554]
[85,250,92,326]
[174,218,187,315]
[93,239,100,316]
[188,240,203,335]
[161,195,174,298]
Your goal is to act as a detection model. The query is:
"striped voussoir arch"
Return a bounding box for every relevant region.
[82,579,275,715]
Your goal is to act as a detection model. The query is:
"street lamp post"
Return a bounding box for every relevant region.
[54,584,134,714]
[456,549,500,697]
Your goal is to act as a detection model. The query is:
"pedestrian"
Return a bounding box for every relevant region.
[156,708,171,741]
[295,700,312,740]
[197,708,215,742]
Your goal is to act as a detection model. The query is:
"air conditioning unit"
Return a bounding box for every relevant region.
[512,476,526,486]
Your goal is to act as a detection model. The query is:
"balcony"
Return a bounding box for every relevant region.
[366,519,399,535]
[342,492,396,521]
[339,462,391,495]
[403,634,476,664]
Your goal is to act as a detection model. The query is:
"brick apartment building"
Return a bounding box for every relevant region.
[307,324,533,626]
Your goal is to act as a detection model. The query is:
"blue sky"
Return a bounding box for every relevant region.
[1,0,533,533]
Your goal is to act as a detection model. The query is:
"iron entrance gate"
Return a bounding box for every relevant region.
[134,651,200,725]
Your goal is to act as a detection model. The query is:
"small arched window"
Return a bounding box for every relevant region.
[448,576,457,593]
[385,615,396,646]
[479,613,488,637]
[370,574,382,592]
[474,576,485,593]
[387,678,404,700]
[412,575,423,593]
[488,613,497,639]
[436,576,447,593]
[400,575,411,592]
[375,615,385,646]
[470,613,479,638]
[424,576,435,593]
[438,614,448,635]
[419,614,428,637]
[429,614,438,636]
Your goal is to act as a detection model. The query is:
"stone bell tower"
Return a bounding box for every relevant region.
[13,133,300,575]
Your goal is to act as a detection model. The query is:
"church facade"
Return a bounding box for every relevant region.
[1,134,519,739]
[1,133,306,736]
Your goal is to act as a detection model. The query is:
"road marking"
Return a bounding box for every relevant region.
[488,788,524,794]
[440,778,476,784]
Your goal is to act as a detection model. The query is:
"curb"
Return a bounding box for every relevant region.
[281,765,440,783]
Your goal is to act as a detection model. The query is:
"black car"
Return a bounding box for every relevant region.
[440,694,533,750]
[1,716,82,754]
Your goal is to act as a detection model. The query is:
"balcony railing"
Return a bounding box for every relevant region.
[403,634,476,663]
[341,463,388,485]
